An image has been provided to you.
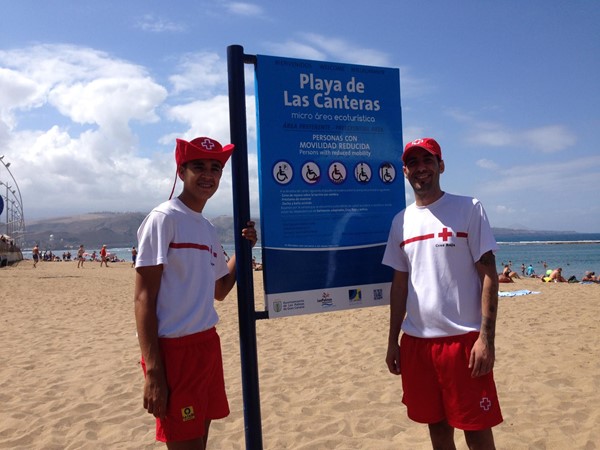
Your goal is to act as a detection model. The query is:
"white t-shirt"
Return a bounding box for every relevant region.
[382,193,498,338]
[136,198,229,338]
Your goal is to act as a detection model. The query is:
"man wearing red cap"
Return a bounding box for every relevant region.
[134,137,257,449]
[383,138,502,449]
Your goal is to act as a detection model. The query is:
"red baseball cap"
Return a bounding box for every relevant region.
[175,137,234,167]
[402,138,442,164]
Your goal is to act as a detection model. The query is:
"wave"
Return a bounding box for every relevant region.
[498,240,600,245]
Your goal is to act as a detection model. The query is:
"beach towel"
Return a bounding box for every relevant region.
[498,290,541,297]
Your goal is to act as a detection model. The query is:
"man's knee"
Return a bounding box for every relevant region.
[464,428,495,450]
[428,420,456,450]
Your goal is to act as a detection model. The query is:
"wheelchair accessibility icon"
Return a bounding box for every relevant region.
[328,162,346,184]
[378,162,396,183]
[272,161,293,185]
[301,162,321,184]
[354,162,372,184]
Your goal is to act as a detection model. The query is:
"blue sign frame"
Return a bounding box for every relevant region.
[255,55,404,317]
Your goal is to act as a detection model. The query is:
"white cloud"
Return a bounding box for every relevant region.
[0,45,182,219]
[467,124,576,154]
[446,143,600,231]
[267,41,327,61]
[447,108,577,154]
[268,34,390,67]
[521,125,577,153]
[300,33,390,67]
[476,159,499,170]
[479,155,600,198]
[169,52,227,95]
[225,2,264,17]
[166,95,235,144]
[0,45,168,143]
[466,127,514,147]
[398,66,435,100]
[135,14,186,33]
[0,68,45,127]
[494,205,516,215]
[0,45,147,85]
[49,77,166,143]
[0,43,265,221]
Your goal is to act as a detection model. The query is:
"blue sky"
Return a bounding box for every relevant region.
[1,1,599,232]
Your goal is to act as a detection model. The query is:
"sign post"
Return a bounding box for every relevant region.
[227,44,404,449]
[227,44,264,450]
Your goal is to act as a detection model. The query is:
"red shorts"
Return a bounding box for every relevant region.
[141,327,230,442]
[400,332,503,430]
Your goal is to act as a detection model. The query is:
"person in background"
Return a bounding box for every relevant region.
[502,264,520,280]
[582,271,597,282]
[77,244,85,268]
[131,246,138,268]
[32,244,40,268]
[100,245,109,267]
[134,136,257,449]
[548,268,567,282]
[383,137,502,449]
[498,271,514,284]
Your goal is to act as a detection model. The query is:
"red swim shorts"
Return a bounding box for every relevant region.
[400,332,503,431]
[141,327,230,442]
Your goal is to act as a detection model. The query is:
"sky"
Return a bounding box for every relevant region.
[1,0,599,232]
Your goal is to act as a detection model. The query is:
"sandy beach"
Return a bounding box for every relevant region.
[1,260,599,449]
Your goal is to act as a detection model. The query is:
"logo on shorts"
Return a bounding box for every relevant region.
[181,406,196,422]
[479,397,492,411]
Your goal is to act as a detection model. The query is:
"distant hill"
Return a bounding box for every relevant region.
[492,227,577,239]
[25,212,261,250]
[26,212,147,250]
[25,211,577,251]
[492,228,581,241]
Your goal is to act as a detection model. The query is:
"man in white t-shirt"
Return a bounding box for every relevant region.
[383,137,502,449]
[134,136,257,449]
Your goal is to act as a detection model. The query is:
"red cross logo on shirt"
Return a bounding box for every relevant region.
[399,228,468,248]
[438,227,453,241]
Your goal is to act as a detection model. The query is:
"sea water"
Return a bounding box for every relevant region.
[495,233,600,279]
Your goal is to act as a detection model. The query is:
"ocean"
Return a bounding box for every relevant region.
[21,233,600,280]
[494,233,600,279]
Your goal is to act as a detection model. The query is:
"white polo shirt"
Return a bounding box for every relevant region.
[136,198,229,338]
[382,193,498,338]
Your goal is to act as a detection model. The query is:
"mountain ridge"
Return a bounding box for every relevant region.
[24,212,579,250]
[25,212,263,250]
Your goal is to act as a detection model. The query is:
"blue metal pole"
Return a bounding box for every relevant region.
[227,44,264,450]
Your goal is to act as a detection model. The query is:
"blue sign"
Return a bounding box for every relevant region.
[255,55,405,317]
[0,195,3,216]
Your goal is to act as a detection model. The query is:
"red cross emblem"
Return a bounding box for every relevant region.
[200,138,215,151]
[438,227,453,241]
[480,397,492,411]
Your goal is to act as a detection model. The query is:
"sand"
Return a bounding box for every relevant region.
[1,261,599,449]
